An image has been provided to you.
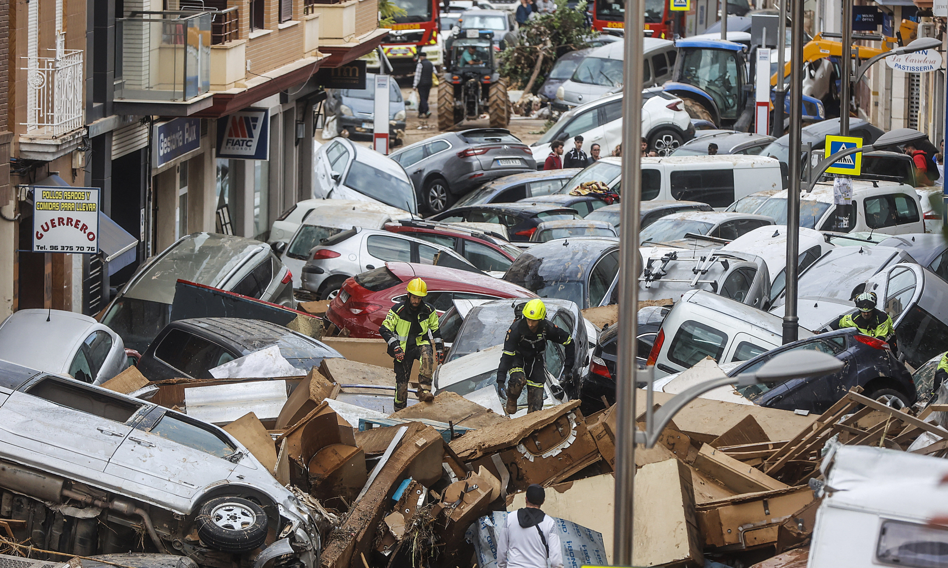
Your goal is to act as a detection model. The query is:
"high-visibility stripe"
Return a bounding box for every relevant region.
[503,351,517,357]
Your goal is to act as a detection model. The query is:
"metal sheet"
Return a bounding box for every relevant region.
[183,381,288,425]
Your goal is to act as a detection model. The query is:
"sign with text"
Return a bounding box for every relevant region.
[217,109,270,160]
[33,186,99,254]
[315,61,367,90]
[852,6,880,31]
[670,0,689,11]
[154,117,201,169]
[936,0,948,17]
[885,50,943,74]
[824,135,863,176]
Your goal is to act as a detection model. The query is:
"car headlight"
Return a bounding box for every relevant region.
[556,86,565,101]
[394,110,406,121]
[340,105,353,116]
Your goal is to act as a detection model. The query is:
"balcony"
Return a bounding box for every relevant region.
[305,0,378,44]
[114,11,214,115]
[19,49,85,161]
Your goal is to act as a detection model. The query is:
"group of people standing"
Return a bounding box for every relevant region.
[543,136,609,170]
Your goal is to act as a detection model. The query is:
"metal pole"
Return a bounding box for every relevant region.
[945,66,947,228]
[721,0,728,40]
[614,0,644,561]
[840,0,852,135]
[782,0,804,345]
[773,0,787,137]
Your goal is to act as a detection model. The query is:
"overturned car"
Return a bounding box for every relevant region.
[0,360,321,568]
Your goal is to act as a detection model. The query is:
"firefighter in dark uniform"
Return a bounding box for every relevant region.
[379,278,444,410]
[496,299,575,415]
[830,291,897,351]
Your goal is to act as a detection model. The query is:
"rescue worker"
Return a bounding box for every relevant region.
[496,299,575,415]
[934,352,947,393]
[379,278,444,410]
[830,291,897,351]
[496,484,563,568]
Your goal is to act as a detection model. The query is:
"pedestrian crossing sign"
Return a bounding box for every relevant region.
[670,0,689,11]
[824,135,863,176]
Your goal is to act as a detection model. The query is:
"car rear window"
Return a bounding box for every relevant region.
[461,131,522,144]
[288,226,344,259]
[667,320,727,368]
[148,413,237,458]
[319,227,357,247]
[355,267,402,292]
[536,211,582,222]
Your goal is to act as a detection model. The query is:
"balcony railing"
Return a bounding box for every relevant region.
[116,11,211,102]
[212,7,239,45]
[22,49,83,136]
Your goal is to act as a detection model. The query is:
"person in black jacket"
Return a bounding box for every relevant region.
[563,135,589,169]
[496,299,575,415]
[412,52,435,118]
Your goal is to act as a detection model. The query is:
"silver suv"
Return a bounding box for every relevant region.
[0,359,320,567]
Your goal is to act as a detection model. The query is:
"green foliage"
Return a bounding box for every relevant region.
[379,0,406,27]
[499,0,590,93]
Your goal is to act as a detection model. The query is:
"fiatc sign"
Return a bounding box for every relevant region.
[217,109,270,160]
[32,186,99,254]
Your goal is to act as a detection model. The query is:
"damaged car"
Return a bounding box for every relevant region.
[0,359,322,568]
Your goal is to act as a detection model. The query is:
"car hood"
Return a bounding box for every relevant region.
[342,95,403,120]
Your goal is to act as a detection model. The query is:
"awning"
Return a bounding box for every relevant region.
[99,214,138,275]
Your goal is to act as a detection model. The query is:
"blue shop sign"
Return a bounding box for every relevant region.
[154,118,201,168]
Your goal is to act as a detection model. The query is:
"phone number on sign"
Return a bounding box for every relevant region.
[33,245,97,252]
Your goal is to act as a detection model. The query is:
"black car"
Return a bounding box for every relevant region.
[431,203,583,242]
[673,130,776,157]
[520,193,613,217]
[502,237,619,308]
[390,129,537,215]
[138,318,343,382]
[452,169,581,209]
[585,200,714,234]
[733,328,916,413]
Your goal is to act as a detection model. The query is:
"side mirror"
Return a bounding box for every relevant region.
[330,171,342,183]
[271,241,287,255]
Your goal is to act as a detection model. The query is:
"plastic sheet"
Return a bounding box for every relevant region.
[467,511,608,568]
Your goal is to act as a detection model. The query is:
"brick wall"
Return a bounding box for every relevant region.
[240,0,307,75]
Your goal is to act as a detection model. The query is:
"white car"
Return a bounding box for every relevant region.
[313,138,418,215]
[532,90,695,160]
[270,198,408,245]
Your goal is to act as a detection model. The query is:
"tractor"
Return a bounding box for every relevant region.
[438,30,510,130]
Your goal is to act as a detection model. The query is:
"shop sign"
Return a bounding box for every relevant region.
[32,186,99,254]
[885,50,943,74]
[154,118,201,168]
[316,61,367,90]
[217,109,270,160]
[852,7,880,31]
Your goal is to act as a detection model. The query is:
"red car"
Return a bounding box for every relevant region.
[327,262,536,337]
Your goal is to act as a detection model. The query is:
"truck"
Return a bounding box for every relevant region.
[362,0,441,76]
[591,0,680,39]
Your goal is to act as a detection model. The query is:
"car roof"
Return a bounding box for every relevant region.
[527,194,601,205]
[556,48,594,63]
[461,8,507,16]
[0,309,102,373]
[385,262,533,295]
[347,140,411,180]
[769,180,916,203]
[682,290,792,335]
[535,219,616,231]
[454,203,580,214]
[0,358,43,391]
[675,37,745,52]
[508,238,619,280]
[386,220,505,244]
[877,233,947,265]
[481,169,582,190]
[640,200,711,212]
[167,318,327,354]
[641,154,779,166]
[678,130,775,150]
[301,201,407,227]
[652,211,773,224]
[123,233,268,305]
[588,38,673,60]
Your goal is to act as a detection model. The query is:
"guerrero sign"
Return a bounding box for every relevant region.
[217,109,270,160]
[33,186,99,254]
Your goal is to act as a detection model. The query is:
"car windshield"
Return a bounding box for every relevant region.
[537,226,615,242]
[345,160,417,213]
[463,130,522,144]
[101,297,172,353]
[454,183,506,207]
[728,194,770,214]
[460,15,507,30]
[571,57,624,87]
[557,161,622,194]
[392,0,433,22]
[586,208,620,227]
[755,197,831,229]
[640,219,714,243]
[287,225,344,259]
[550,57,583,80]
[449,305,518,362]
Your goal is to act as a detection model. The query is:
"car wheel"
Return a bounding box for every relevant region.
[649,128,684,157]
[424,177,453,215]
[319,278,346,301]
[195,497,268,554]
[865,387,910,410]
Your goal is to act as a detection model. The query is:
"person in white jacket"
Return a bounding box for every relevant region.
[497,485,563,568]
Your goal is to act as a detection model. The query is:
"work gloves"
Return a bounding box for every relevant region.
[438,349,446,364]
[393,345,405,362]
[496,382,508,401]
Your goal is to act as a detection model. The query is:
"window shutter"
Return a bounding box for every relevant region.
[280,0,292,23]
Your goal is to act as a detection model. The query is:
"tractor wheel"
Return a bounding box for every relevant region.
[488,81,510,128]
[681,97,714,124]
[438,79,458,131]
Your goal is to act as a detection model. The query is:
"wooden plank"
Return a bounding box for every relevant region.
[764,397,861,475]
[911,439,948,455]
[718,440,788,453]
[847,391,948,439]
[692,444,789,494]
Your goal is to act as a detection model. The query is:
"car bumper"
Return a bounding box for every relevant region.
[326,303,384,338]
[551,101,573,114]
[300,265,330,293]
[337,116,405,137]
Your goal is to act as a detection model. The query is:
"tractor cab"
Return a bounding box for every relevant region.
[675,39,747,124]
[448,32,495,73]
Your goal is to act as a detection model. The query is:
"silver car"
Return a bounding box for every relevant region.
[300,228,478,300]
[313,138,418,215]
[101,233,295,352]
[0,359,321,567]
[0,309,127,385]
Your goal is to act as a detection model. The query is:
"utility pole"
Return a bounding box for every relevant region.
[782,0,804,345]
[840,0,852,135]
[721,0,728,40]
[773,0,786,137]
[614,0,644,563]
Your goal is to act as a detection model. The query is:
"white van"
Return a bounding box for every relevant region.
[647,289,813,378]
[560,155,784,210]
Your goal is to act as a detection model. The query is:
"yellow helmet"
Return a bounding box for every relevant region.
[406,278,428,297]
[523,299,546,321]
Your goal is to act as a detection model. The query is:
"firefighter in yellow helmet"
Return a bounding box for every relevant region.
[830,291,897,351]
[379,278,444,410]
[496,299,575,415]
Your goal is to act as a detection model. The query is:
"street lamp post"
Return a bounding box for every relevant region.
[782,0,804,346]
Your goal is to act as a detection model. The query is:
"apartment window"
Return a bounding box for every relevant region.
[279,0,292,22]
[250,0,266,31]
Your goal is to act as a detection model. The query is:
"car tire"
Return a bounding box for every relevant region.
[196,497,268,554]
[438,78,458,131]
[865,387,910,410]
[424,177,454,215]
[649,128,684,157]
[319,278,347,301]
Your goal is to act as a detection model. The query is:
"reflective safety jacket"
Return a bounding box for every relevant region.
[379,300,442,352]
[834,308,894,340]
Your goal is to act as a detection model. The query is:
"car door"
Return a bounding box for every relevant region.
[762,337,849,413]
[600,99,624,154]
[0,376,142,472]
[588,249,620,308]
[106,408,241,500]
[395,144,429,191]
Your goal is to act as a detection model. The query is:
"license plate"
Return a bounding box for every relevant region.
[362,122,373,129]
[497,159,521,166]
[339,290,350,304]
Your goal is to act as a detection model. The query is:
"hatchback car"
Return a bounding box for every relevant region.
[390,129,536,214]
[503,237,619,308]
[452,169,580,209]
[586,200,714,234]
[878,233,948,284]
[0,309,127,386]
[530,219,617,242]
[431,203,583,242]
[313,138,418,214]
[640,211,775,246]
[325,262,536,337]
[383,219,521,274]
[101,233,295,352]
[324,73,406,140]
[673,130,776,156]
[300,228,477,300]
[137,318,343,382]
[0,360,321,566]
[539,49,594,104]
[520,193,614,218]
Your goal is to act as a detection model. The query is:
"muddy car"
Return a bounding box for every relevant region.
[0,359,321,568]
